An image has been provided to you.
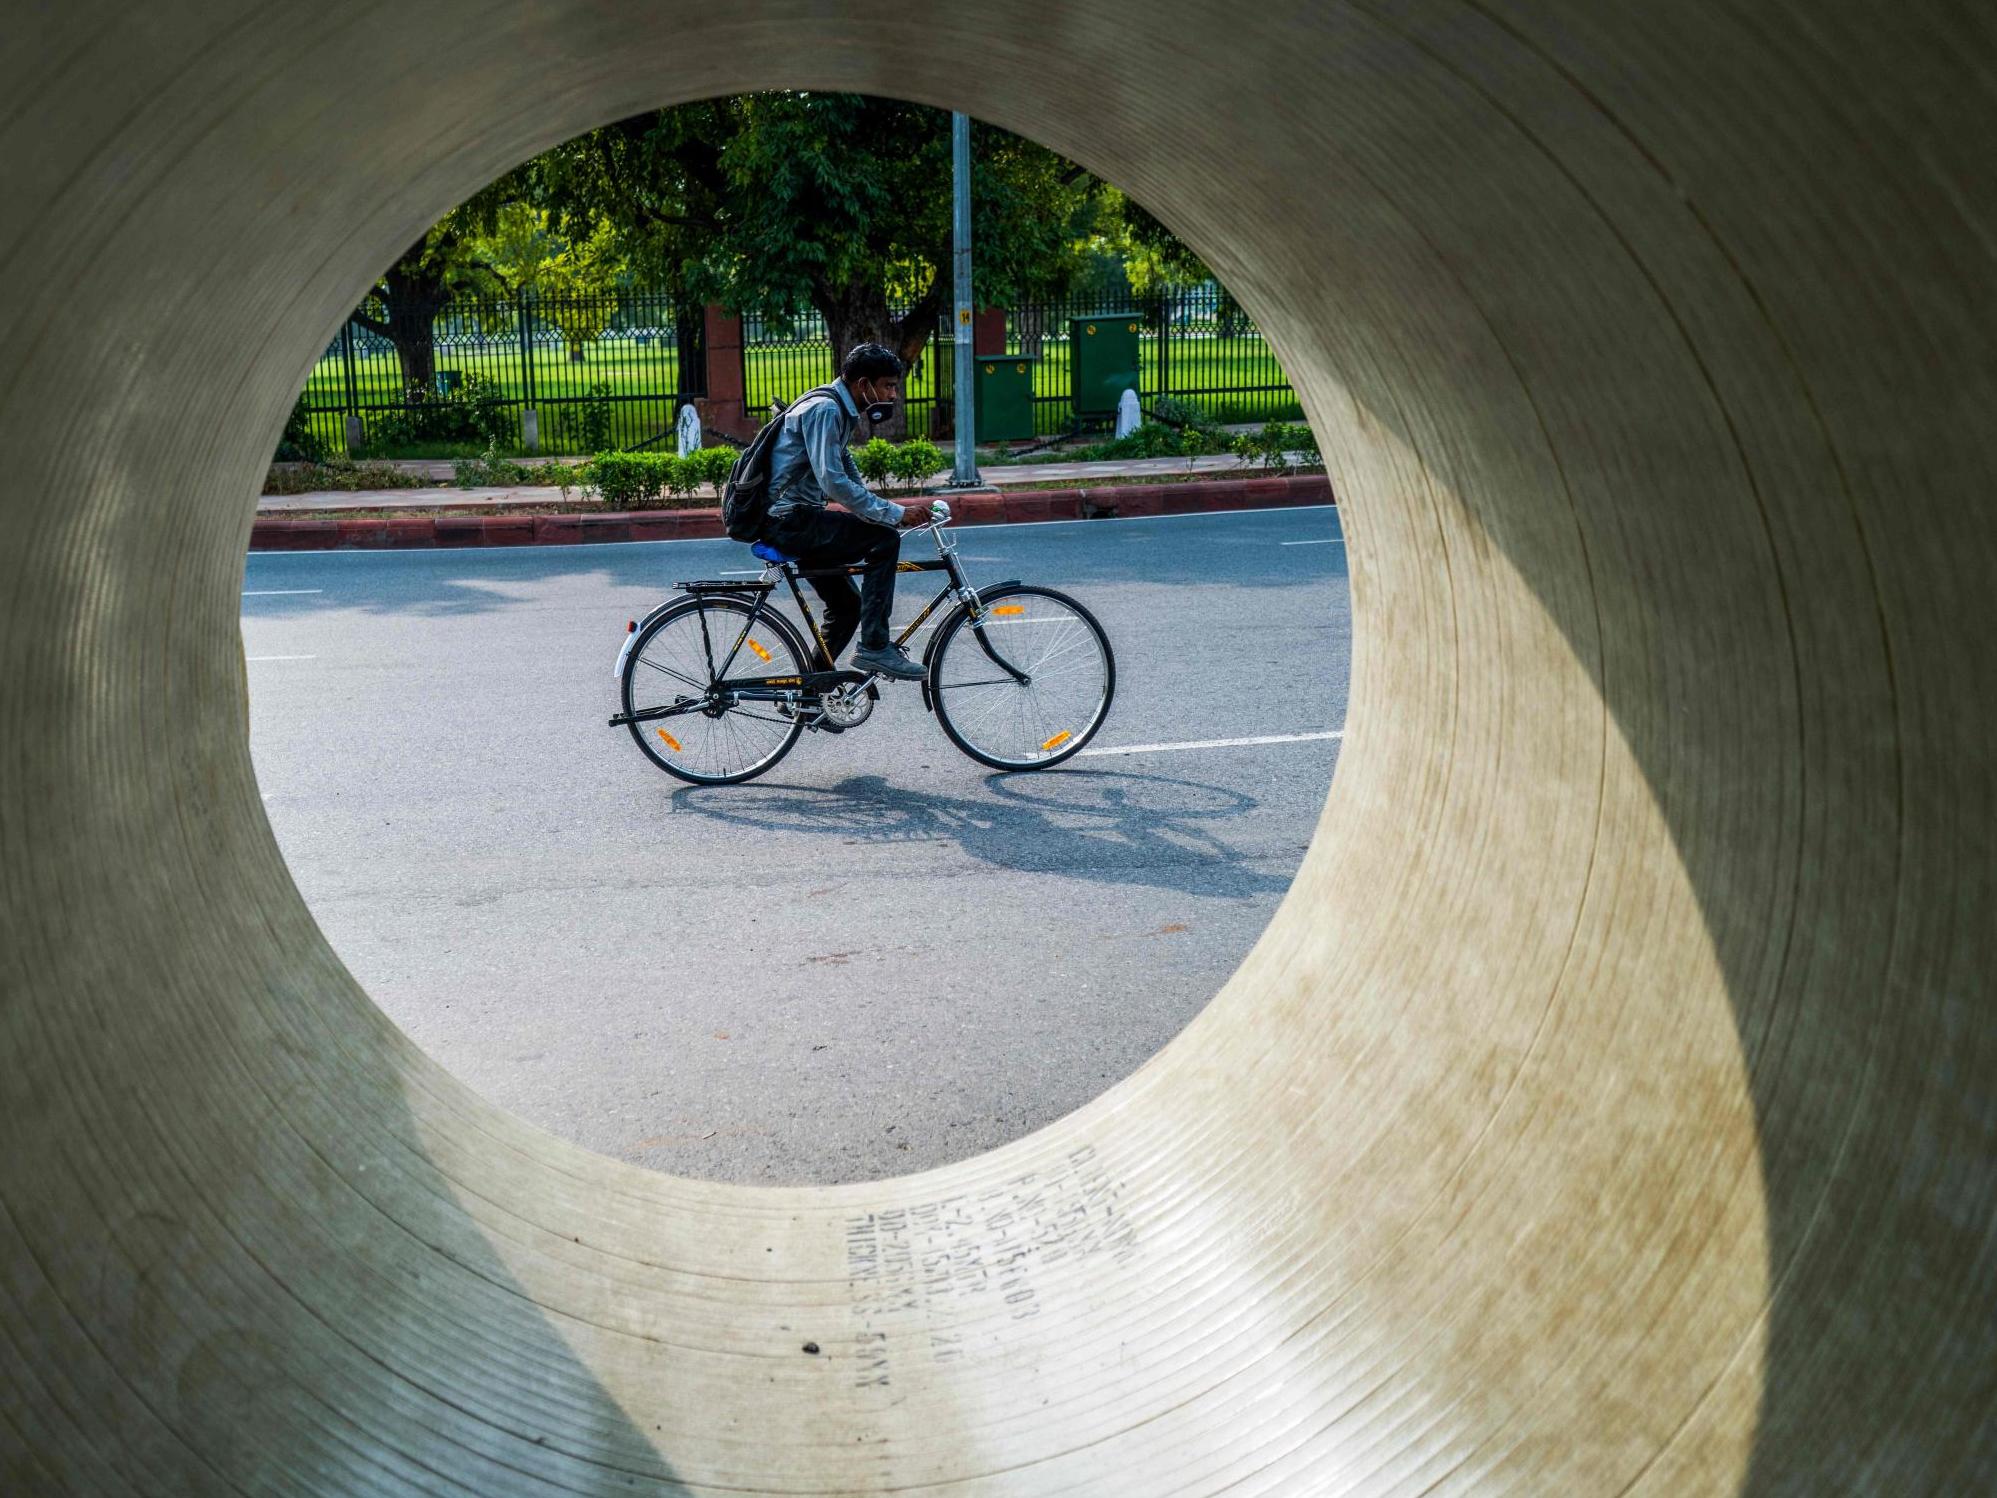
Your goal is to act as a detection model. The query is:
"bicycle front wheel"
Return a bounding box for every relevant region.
[928,584,1115,770]
[622,596,808,785]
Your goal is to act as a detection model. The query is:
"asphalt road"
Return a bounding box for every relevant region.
[244,507,1350,1185]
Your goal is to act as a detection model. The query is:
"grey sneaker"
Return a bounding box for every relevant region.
[851,643,926,681]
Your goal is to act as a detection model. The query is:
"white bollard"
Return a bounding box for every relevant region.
[1115,386,1141,438]
[676,402,702,457]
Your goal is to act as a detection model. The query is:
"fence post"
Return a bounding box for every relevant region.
[973,306,1006,355]
[933,313,949,443]
[340,322,363,454]
[1155,294,1172,406]
[517,294,538,452]
[696,304,751,441]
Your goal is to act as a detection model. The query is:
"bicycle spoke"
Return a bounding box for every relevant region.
[637,655,706,691]
[933,590,1111,767]
[625,599,807,783]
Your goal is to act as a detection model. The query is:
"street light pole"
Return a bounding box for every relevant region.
[949,111,980,487]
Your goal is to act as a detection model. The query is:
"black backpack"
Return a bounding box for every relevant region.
[720,384,841,542]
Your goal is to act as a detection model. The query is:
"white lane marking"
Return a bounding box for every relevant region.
[1279,539,1344,547]
[1079,729,1344,757]
[241,588,325,595]
[245,654,317,662]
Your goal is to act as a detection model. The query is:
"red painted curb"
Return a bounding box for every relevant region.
[249,474,1333,551]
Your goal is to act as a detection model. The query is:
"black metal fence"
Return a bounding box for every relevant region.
[742,286,1298,439]
[298,290,702,456]
[297,284,1295,457]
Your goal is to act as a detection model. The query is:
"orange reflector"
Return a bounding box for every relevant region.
[1041,730,1073,751]
[656,730,683,752]
[748,638,771,662]
[992,604,1026,616]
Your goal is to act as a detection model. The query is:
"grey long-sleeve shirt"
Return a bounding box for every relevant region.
[764,381,906,528]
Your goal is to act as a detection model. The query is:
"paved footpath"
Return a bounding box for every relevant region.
[245,506,1349,1186]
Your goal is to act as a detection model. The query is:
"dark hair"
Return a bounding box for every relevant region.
[841,342,904,382]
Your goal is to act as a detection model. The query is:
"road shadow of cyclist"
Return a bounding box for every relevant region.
[668,766,1294,900]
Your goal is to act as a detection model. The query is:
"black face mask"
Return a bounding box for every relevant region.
[857,381,896,425]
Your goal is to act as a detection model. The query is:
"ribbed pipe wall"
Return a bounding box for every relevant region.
[3,4,1992,1492]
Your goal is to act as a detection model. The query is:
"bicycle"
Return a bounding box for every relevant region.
[608,499,1117,785]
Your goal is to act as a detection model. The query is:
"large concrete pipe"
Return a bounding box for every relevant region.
[3,3,1992,1492]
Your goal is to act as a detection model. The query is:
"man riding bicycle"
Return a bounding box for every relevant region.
[759,342,936,681]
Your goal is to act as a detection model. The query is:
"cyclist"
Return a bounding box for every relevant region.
[760,342,936,682]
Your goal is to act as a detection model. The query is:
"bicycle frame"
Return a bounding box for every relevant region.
[610,514,1028,729]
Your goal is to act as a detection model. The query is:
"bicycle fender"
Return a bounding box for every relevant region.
[613,598,682,681]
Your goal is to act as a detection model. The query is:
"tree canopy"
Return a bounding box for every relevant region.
[532,93,1120,370]
[355,92,1214,404]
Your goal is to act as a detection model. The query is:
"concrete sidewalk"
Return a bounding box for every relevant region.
[258,451,1299,513]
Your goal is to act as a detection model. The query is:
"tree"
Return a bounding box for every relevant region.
[533,104,734,398]
[1107,190,1242,333]
[536,95,1109,428]
[350,233,466,396]
[467,201,625,362]
[349,177,534,397]
[721,95,1104,375]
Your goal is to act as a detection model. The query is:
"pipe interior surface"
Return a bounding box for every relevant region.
[3,3,1993,1493]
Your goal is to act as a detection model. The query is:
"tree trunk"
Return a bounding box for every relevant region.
[818,276,948,443]
[673,301,706,399]
[1018,304,1046,360]
[355,243,452,400]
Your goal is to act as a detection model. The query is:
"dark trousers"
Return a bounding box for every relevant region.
[763,507,902,661]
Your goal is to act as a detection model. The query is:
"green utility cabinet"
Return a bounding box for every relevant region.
[1069,314,1144,416]
[974,357,1038,441]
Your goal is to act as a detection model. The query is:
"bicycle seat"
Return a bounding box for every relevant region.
[750,540,798,565]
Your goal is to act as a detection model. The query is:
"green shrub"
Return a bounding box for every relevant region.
[1149,396,1223,441]
[664,448,710,499]
[274,393,330,463]
[363,371,515,452]
[261,457,429,495]
[585,451,665,508]
[453,440,503,490]
[852,436,946,492]
[550,381,616,454]
[452,442,584,490]
[583,446,738,509]
[1232,420,1322,472]
[691,444,737,491]
[887,437,946,489]
[853,436,897,487]
[1041,422,1193,465]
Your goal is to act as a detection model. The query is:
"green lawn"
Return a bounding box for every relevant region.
[298,332,1297,456]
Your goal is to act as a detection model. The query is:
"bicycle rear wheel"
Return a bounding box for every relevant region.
[928,584,1115,770]
[622,596,808,785]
